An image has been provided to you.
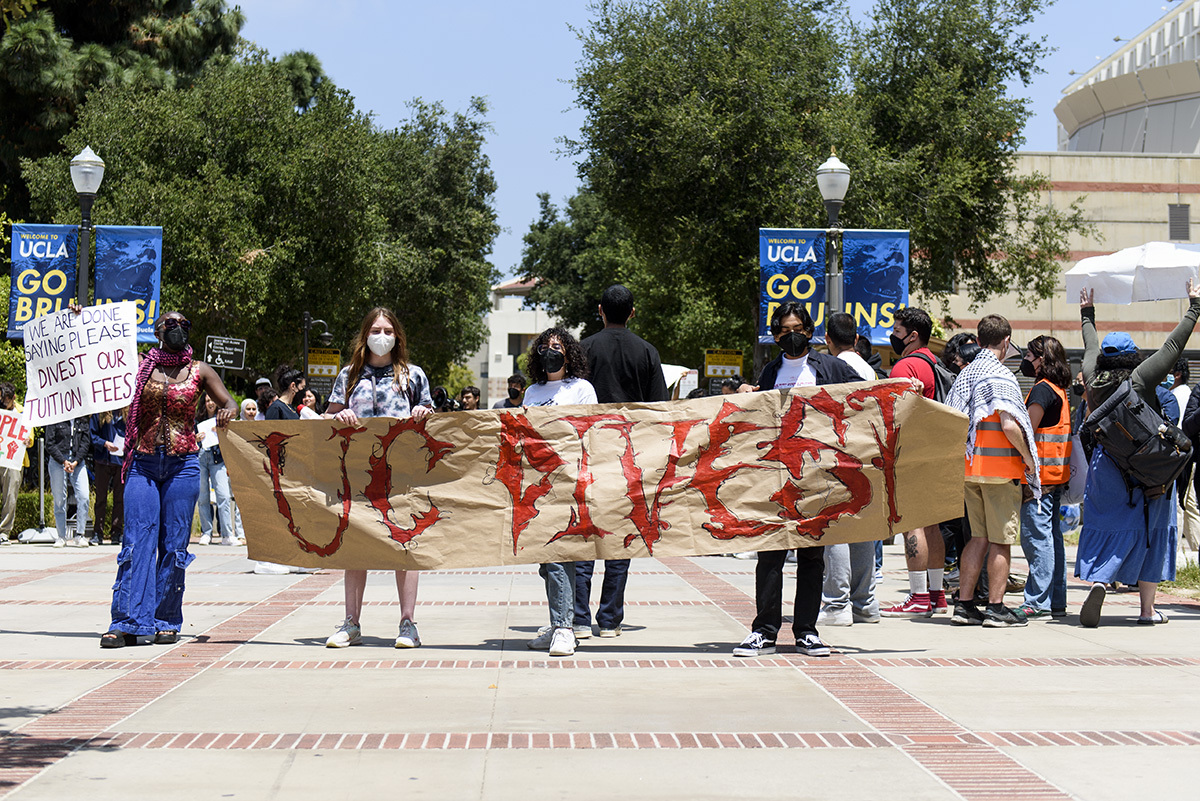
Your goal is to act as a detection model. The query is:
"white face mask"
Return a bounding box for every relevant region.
[367,333,395,357]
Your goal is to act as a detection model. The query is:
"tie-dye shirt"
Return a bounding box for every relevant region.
[328,362,432,419]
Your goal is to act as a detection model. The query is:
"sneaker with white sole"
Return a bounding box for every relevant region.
[548,627,576,656]
[198,534,211,545]
[253,561,292,575]
[597,626,621,638]
[573,625,592,639]
[325,617,361,648]
[73,536,89,548]
[880,593,932,618]
[527,626,554,650]
[796,633,831,657]
[732,631,776,657]
[52,538,65,548]
[816,606,853,627]
[395,619,421,648]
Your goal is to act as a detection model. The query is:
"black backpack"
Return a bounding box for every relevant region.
[900,351,955,403]
[1083,379,1192,499]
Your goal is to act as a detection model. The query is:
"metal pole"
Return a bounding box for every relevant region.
[302,312,311,381]
[38,438,46,529]
[825,225,843,323]
[76,193,96,306]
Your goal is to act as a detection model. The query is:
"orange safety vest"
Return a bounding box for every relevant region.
[965,411,1025,480]
[1027,380,1071,486]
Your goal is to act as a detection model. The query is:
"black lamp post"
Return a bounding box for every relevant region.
[301,311,332,379]
[69,146,105,306]
[815,148,850,320]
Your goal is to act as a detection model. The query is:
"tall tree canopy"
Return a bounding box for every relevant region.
[526,0,1087,366]
[0,0,244,217]
[20,55,499,382]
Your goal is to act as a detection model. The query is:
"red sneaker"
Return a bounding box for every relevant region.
[880,593,933,618]
[929,590,949,615]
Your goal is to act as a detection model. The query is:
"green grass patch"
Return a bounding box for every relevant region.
[1163,559,1200,592]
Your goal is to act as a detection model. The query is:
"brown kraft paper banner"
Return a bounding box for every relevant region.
[220,379,968,571]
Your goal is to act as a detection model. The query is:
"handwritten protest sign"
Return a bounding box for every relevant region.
[0,409,31,470]
[22,302,138,427]
[222,380,968,571]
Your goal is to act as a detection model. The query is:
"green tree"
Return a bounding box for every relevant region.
[0,0,244,219]
[518,188,644,341]
[549,0,1089,365]
[21,56,498,382]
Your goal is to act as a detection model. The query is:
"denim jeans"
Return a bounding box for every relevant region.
[1020,484,1066,613]
[47,459,89,540]
[538,562,576,629]
[109,451,199,635]
[821,541,879,617]
[198,449,243,540]
[574,559,629,629]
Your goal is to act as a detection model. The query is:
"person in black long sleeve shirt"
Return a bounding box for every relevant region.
[45,416,92,547]
[573,285,670,639]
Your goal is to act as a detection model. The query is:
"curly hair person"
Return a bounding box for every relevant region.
[526,327,590,384]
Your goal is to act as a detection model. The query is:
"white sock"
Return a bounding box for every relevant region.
[928,568,945,595]
[908,570,928,596]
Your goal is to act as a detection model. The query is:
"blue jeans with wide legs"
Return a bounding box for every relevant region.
[1020,483,1066,613]
[573,559,629,630]
[110,451,199,636]
[47,459,89,541]
[538,562,576,629]
[198,449,241,541]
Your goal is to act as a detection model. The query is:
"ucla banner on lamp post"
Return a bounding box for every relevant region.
[6,224,78,340]
[759,228,909,345]
[94,225,163,344]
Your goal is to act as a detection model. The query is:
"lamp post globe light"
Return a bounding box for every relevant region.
[815,148,850,321]
[69,146,105,306]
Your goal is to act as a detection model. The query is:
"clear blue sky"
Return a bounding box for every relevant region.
[238,0,1178,279]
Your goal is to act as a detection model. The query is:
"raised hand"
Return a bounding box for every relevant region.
[1079,287,1094,309]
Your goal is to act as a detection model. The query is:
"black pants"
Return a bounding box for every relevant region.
[751,547,824,640]
[92,461,124,541]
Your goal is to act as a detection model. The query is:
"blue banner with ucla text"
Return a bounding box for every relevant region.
[7,224,78,340]
[94,226,162,344]
[759,229,909,345]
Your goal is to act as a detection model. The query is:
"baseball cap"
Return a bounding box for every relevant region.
[1101,332,1138,356]
[255,377,272,387]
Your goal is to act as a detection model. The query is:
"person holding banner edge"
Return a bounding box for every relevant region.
[102,311,238,648]
[323,307,434,650]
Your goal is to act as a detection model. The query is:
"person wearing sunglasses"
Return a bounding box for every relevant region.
[102,312,239,648]
[520,327,598,657]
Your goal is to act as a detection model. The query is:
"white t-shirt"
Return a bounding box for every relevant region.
[1172,383,1191,425]
[837,350,876,381]
[521,377,598,407]
[772,353,816,389]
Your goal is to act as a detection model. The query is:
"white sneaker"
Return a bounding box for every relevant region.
[221,537,237,546]
[527,626,553,650]
[198,534,211,545]
[816,606,853,627]
[731,552,757,560]
[326,617,361,648]
[395,619,421,648]
[52,538,65,548]
[253,561,292,575]
[573,625,592,639]
[598,626,621,638]
[548,627,576,656]
[73,536,89,548]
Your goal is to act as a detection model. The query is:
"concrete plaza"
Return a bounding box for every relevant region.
[1,540,1197,800]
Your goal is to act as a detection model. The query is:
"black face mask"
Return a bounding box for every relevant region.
[889,333,908,356]
[507,386,521,400]
[163,327,189,352]
[777,331,809,358]
[1019,358,1038,378]
[1071,382,1085,398]
[541,350,566,375]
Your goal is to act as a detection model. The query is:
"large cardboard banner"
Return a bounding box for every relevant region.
[94,225,163,344]
[22,302,138,426]
[222,380,967,571]
[759,228,909,345]
[6,224,78,340]
[0,409,31,470]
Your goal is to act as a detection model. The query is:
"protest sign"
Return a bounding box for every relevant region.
[1064,241,1200,304]
[759,228,909,345]
[22,302,138,427]
[94,226,163,344]
[6,224,78,339]
[222,380,967,571]
[0,409,31,470]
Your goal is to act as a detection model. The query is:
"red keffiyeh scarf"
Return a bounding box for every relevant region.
[121,345,194,480]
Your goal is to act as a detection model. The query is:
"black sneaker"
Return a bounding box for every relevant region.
[982,605,1028,628]
[796,633,831,657]
[732,631,776,657]
[950,602,984,626]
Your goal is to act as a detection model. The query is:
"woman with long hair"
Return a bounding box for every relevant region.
[1076,284,1200,626]
[196,395,244,546]
[102,311,238,647]
[1016,335,1074,619]
[323,307,433,649]
[521,327,597,657]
